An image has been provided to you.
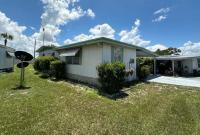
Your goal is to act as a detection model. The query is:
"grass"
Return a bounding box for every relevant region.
[0,66,200,134]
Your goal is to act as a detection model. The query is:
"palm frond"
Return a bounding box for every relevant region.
[8,35,13,40]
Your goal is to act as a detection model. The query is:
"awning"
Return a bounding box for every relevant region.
[59,48,80,57]
[6,51,15,57]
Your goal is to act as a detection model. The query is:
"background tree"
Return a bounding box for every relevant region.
[0,33,13,46]
[155,47,181,56]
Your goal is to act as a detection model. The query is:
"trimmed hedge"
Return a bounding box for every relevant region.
[33,56,65,79]
[50,60,65,79]
[97,62,126,94]
[33,56,57,72]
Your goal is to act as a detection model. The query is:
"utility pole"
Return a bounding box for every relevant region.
[33,38,36,59]
[42,27,45,56]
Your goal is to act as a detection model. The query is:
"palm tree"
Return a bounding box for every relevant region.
[0,33,13,46]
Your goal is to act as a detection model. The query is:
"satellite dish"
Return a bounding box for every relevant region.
[14,51,33,88]
[17,62,29,68]
[15,51,33,61]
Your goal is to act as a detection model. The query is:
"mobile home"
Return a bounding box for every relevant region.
[57,37,154,85]
[0,44,15,72]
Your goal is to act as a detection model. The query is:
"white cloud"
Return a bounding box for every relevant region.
[152,15,167,22]
[154,7,170,15]
[119,19,151,47]
[0,11,35,54]
[64,23,115,44]
[179,41,200,55]
[32,24,61,42]
[34,0,95,44]
[146,44,167,52]
[87,9,95,18]
[89,23,115,39]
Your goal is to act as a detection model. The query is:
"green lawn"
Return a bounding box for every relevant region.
[0,67,200,135]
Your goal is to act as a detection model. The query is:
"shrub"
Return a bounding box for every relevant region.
[97,62,126,94]
[137,65,150,80]
[36,56,57,72]
[33,59,40,71]
[137,57,154,73]
[50,60,65,79]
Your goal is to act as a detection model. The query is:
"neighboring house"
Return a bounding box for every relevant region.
[0,44,15,72]
[154,55,200,76]
[56,37,154,85]
[36,45,59,58]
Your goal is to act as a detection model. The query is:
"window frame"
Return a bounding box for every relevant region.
[66,48,82,65]
[111,46,124,62]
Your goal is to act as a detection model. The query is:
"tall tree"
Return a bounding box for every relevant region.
[155,47,181,56]
[0,33,13,46]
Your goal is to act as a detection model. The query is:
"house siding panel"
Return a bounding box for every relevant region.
[123,48,137,80]
[65,44,102,79]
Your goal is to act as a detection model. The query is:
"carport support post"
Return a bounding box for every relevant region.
[154,58,156,75]
[172,60,175,76]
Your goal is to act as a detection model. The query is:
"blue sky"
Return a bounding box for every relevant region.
[0,0,200,54]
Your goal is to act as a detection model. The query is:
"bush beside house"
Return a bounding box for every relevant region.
[50,60,65,79]
[97,62,126,94]
[137,58,152,80]
[33,56,65,79]
[137,65,151,80]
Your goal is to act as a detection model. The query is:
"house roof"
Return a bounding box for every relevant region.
[36,45,56,52]
[156,55,200,60]
[0,44,15,52]
[56,37,155,57]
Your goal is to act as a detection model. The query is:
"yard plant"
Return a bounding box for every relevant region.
[97,62,126,94]
[33,56,65,79]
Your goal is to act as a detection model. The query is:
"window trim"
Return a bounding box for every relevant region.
[66,48,82,65]
[111,46,124,62]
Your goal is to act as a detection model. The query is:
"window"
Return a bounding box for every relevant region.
[111,47,123,62]
[66,49,82,65]
[198,59,200,68]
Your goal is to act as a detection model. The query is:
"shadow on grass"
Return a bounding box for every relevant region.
[98,91,129,100]
[12,86,31,90]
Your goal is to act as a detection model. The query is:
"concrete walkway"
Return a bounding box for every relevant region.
[147,75,200,88]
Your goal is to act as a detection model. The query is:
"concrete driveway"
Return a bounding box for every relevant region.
[147,75,200,88]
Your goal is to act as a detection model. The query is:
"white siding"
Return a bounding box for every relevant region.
[65,45,102,78]
[192,58,198,70]
[60,43,137,82]
[182,59,193,73]
[102,44,111,63]
[123,48,137,80]
[0,46,14,70]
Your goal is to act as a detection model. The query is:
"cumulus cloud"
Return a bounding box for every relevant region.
[153,7,170,23]
[0,0,95,55]
[0,11,35,54]
[89,24,115,39]
[64,23,115,44]
[87,9,95,18]
[34,0,95,43]
[119,19,151,47]
[179,41,200,55]
[146,44,167,52]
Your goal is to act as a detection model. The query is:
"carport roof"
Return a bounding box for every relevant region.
[156,55,200,60]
